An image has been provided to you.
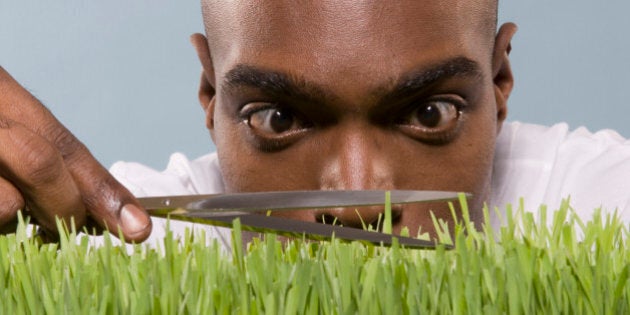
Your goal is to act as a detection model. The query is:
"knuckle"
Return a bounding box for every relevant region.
[20,141,65,186]
[0,118,70,190]
[43,124,85,160]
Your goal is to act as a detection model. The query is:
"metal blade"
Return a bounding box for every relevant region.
[141,190,462,249]
[139,194,217,212]
[139,190,462,216]
[163,212,443,249]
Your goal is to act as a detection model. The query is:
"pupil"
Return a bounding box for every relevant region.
[270,109,294,132]
[418,104,441,128]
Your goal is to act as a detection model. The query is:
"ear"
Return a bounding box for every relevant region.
[491,23,517,133]
[190,33,217,140]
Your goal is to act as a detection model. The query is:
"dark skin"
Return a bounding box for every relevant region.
[0,0,515,240]
[0,68,151,240]
[193,1,515,236]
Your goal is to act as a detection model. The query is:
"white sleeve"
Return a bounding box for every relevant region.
[103,152,231,252]
[544,126,630,222]
[492,122,630,224]
[109,152,225,197]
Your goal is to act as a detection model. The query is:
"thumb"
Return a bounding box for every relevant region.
[44,123,152,241]
[68,151,152,242]
[39,103,152,242]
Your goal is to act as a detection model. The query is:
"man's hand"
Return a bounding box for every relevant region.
[0,66,151,241]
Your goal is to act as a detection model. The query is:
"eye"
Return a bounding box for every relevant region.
[240,103,310,151]
[398,100,462,143]
[409,101,459,128]
[247,106,299,135]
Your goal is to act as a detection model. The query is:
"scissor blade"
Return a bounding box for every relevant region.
[139,190,461,215]
[164,212,441,249]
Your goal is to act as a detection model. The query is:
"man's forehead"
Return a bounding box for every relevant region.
[201,0,498,99]
[202,0,497,50]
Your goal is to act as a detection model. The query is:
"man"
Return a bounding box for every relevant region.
[0,1,628,244]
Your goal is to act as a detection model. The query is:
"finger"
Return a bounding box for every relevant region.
[0,177,24,233]
[69,154,152,242]
[0,67,152,242]
[0,116,85,234]
[45,124,152,241]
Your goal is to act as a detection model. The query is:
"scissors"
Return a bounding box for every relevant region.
[138,190,462,249]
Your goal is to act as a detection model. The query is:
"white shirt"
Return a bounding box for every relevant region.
[491,122,630,223]
[109,121,630,247]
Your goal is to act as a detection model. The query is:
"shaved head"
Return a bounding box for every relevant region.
[201,1,500,59]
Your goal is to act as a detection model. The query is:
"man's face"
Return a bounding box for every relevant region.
[198,1,513,236]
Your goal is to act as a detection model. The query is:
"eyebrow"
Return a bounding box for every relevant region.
[223,57,482,107]
[223,64,336,104]
[381,57,483,104]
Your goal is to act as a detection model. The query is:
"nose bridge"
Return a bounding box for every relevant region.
[320,122,393,191]
[315,122,399,229]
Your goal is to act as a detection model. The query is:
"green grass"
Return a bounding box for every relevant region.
[0,196,629,314]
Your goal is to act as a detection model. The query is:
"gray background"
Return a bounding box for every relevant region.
[2,1,629,169]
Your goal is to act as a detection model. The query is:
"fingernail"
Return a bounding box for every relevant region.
[120,204,151,238]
